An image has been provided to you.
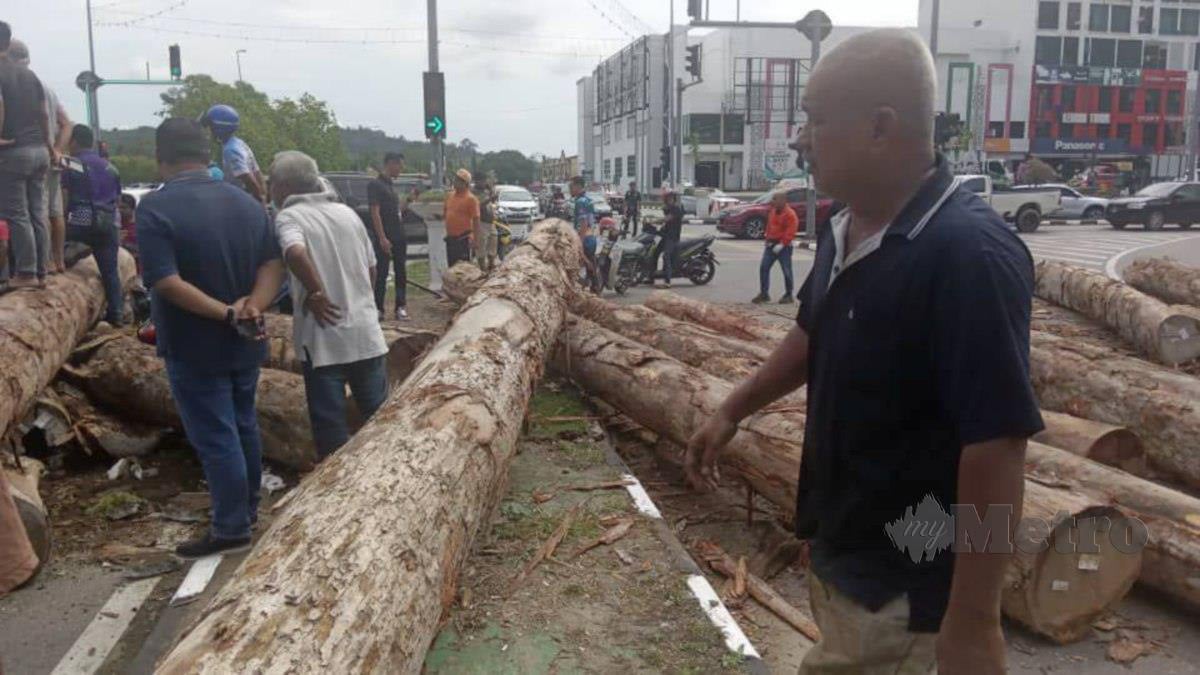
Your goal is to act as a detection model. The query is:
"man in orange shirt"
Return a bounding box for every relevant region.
[753,190,800,304]
[443,168,479,267]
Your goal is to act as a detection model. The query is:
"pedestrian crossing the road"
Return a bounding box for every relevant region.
[1018,225,1199,270]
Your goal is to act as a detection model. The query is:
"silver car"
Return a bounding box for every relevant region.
[1015,184,1108,220]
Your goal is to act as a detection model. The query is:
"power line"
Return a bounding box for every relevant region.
[95,0,189,26]
[583,0,637,39]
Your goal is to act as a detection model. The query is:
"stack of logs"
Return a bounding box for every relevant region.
[447,255,1200,646]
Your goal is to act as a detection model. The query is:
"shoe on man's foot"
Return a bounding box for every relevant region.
[395,307,409,320]
[778,294,795,305]
[175,533,251,560]
[751,294,770,304]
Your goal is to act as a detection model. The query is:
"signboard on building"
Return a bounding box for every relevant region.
[763,137,805,181]
[1034,65,1143,86]
[1031,137,1139,154]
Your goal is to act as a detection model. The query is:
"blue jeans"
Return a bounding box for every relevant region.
[759,244,794,296]
[165,360,263,540]
[66,222,123,324]
[302,355,388,460]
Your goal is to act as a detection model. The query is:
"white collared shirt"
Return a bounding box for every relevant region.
[828,209,888,289]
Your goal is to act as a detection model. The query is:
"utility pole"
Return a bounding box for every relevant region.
[427,0,444,189]
[795,10,832,239]
[236,49,247,82]
[668,0,675,185]
[930,0,940,57]
[85,0,100,138]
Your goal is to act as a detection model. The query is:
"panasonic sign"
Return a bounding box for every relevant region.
[1054,139,1107,152]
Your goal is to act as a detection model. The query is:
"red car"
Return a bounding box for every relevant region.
[716,188,836,239]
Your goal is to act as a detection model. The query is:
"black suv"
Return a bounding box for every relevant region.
[321,172,430,246]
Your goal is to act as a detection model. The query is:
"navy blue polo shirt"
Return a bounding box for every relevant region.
[794,156,1044,632]
[136,169,280,370]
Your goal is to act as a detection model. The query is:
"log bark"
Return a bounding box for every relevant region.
[156,220,580,674]
[643,290,791,344]
[1001,481,1141,644]
[69,336,319,471]
[556,319,1140,641]
[1034,260,1200,365]
[1033,410,1145,475]
[1031,331,1200,487]
[261,313,440,384]
[441,262,487,305]
[3,457,49,577]
[55,382,169,458]
[0,250,136,440]
[1124,257,1200,308]
[1025,441,1200,612]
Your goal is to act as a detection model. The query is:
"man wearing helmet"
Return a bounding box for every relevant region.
[200,104,266,205]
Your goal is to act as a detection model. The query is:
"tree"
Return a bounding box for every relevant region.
[109,155,158,184]
[478,150,537,185]
[159,75,346,171]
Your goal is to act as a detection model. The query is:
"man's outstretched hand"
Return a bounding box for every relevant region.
[684,412,738,491]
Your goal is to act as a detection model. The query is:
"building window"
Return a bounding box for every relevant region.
[1038,36,1064,64]
[1063,37,1080,64]
[1087,37,1116,66]
[627,155,636,178]
[1117,123,1133,144]
[1119,88,1135,112]
[1146,89,1162,113]
[1035,121,1054,137]
[1061,122,1075,138]
[1111,5,1132,33]
[1039,1,1061,29]
[1143,123,1160,147]
[1090,3,1110,31]
[1117,39,1143,67]
[1162,8,1181,35]
[1036,85,1055,116]
[1010,121,1027,139]
[1097,123,1111,138]
[613,157,622,181]
[1167,121,1185,146]
[1184,9,1200,35]
[1098,86,1113,112]
[1145,42,1169,68]
[1167,90,1183,114]
[1068,2,1083,30]
[1139,6,1154,34]
[988,121,1006,138]
[627,116,636,139]
[614,119,623,139]
[1062,85,1078,110]
[603,159,611,181]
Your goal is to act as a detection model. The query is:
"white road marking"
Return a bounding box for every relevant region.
[170,554,223,607]
[621,473,663,519]
[50,577,159,675]
[687,574,763,658]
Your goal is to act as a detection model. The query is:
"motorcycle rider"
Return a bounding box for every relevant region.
[623,180,641,238]
[650,189,684,287]
[198,104,267,205]
[569,175,601,292]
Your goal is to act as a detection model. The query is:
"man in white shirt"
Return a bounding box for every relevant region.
[268,150,389,459]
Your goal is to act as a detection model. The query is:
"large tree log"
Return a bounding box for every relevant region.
[261,313,440,384]
[156,220,580,674]
[1034,260,1200,365]
[643,289,791,344]
[1033,410,1144,474]
[441,262,487,305]
[68,336,319,471]
[556,319,1139,641]
[1024,442,1200,612]
[3,457,49,578]
[0,250,136,441]
[1124,257,1200,309]
[1031,331,1200,487]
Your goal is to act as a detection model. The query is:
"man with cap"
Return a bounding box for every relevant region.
[443,168,479,268]
[199,104,266,205]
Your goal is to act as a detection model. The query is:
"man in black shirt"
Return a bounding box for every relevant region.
[367,152,408,320]
[687,30,1042,674]
[0,22,51,289]
[623,180,641,237]
[650,190,683,287]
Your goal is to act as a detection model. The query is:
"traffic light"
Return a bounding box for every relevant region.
[660,145,671,171]
[423,71,446,140]
[685,44,702,79]
[687,0,702,19]
[168,44,181,80]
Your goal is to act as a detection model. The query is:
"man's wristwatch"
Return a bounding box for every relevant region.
[225,306,236,326]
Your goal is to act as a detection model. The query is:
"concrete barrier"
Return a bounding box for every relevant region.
[1106,233,1200,280]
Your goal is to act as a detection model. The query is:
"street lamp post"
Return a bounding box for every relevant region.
[796,10,832,240]
[235,49,247,82]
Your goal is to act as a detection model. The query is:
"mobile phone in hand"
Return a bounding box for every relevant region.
[235,315,266,341]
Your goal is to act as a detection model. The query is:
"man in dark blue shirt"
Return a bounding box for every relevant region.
[137,118,284,559]
[687,30,1043,674]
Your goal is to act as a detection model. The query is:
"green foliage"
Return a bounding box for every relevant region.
[159,75,347,171]
[109,154,159,184]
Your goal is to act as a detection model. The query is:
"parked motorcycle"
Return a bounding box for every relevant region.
[609,225,718,294]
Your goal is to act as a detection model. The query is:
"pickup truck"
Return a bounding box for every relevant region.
[957,174,1060,233]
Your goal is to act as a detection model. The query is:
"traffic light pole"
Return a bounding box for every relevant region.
[427,0,444,189]
[85,0,101,138]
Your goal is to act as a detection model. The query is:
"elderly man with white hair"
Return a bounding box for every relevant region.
[688,29,1043,674]
[269,150,389,460]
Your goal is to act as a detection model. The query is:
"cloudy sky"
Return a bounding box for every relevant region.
[9,0,917,156]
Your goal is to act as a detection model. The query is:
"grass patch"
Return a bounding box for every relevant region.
[86,491,143,519]
[528,388,590,438]
[408,259,431,287]
[556,440,606,470]
[493,501,560,542]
